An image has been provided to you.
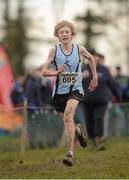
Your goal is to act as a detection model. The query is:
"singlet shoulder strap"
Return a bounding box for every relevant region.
[53,45,60,94]
[52,45,58,70]
[75,44,81,72]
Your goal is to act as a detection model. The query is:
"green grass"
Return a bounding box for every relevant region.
[0,136,129,179]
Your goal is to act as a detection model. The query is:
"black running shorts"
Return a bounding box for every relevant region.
[52,90,83,113]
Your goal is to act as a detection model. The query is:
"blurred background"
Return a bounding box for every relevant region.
[0,0,129,74]
[0,0,129,150]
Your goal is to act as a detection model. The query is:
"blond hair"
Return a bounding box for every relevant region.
[54,20,76,37]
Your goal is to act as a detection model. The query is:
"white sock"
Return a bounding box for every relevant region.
[67,151,73,157]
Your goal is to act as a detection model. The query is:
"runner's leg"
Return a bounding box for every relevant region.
[62,99,79,153]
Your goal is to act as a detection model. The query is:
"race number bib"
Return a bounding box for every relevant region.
[59,72,78,85]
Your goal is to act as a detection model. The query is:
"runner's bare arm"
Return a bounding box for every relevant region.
[79,45,98,91]
[79,46,97,78]
[42,47,65,77]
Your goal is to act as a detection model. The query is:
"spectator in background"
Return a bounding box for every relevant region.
[24,66,44,108]
[40,76,53,106]
[112,66,129,135]
[97,53,105,65]
[82,49,121,150]
[24,66,44,149]
[11,76,25,107]
[115,66,129,102]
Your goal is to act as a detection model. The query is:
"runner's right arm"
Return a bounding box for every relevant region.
[42,47,65,77]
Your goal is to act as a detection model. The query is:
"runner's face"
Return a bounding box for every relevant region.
[57,26,72,44]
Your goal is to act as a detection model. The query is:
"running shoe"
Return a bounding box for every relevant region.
[63,152,73,166]
[76,123,87,148]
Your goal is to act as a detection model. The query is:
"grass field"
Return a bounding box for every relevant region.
[0,136,129,179]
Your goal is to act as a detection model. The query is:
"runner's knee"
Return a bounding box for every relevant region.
[63,107,74,123]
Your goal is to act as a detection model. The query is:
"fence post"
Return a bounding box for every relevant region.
[19,98,28,164]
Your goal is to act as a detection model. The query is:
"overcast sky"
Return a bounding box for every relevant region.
[24,0,86,34]
[22,0,87,67]
[0,0,87,68]
[1,0,127,72]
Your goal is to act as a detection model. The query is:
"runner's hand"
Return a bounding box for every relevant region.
[57,64,66,75]
[88,77,98,92]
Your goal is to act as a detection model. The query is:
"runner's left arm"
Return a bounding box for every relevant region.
[79,45,98,91]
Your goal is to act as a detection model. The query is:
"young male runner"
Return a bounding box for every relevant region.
[42,20,98,166]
